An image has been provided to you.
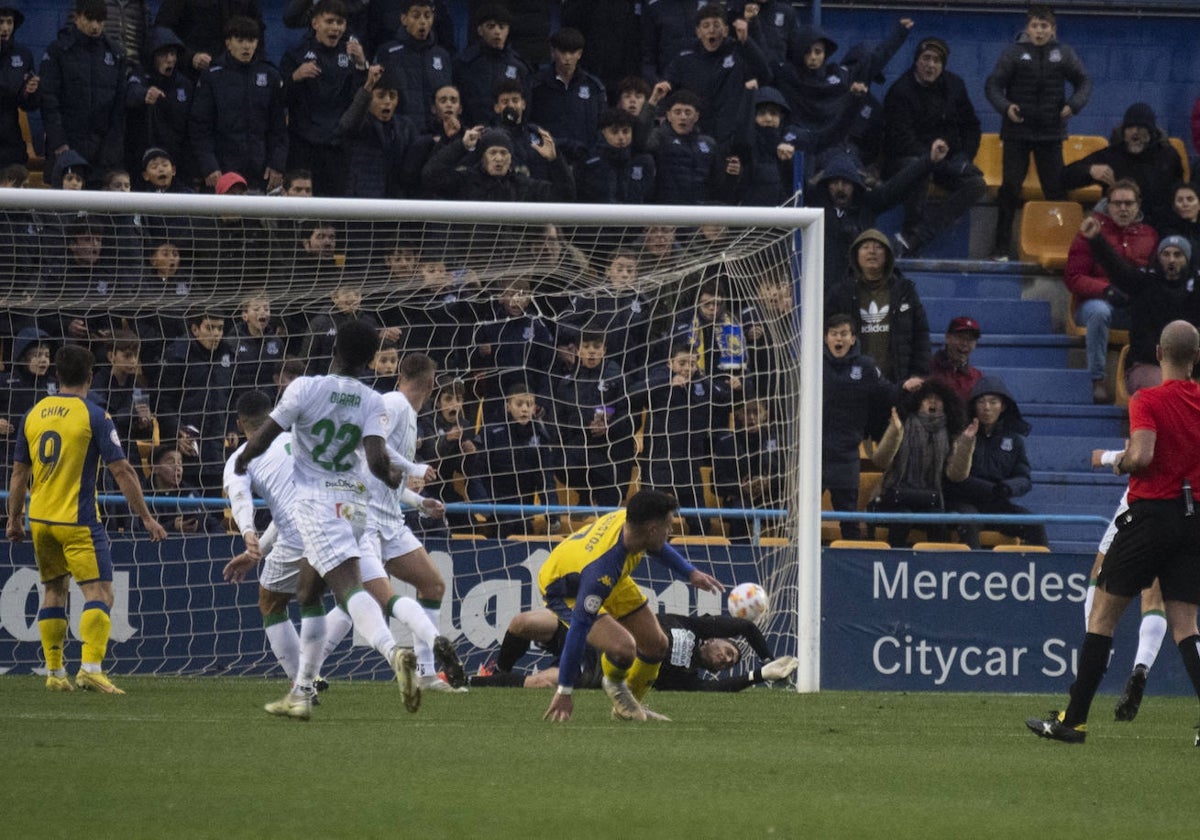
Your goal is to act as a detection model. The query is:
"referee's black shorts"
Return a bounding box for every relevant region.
[1099,498,1200,602]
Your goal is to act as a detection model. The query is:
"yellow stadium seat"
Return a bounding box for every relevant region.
[1169,137,1191,183]
[506,534,565,544]
[992,544,1051,553]
[829,539,891,549]
[974,133,1003,197]
[912,541,973,551]
[1018,200,1083,270]
[758,537,791,547]
[669,536,732,546]
[1062,135,1108,203]
[1065,292,1129,345]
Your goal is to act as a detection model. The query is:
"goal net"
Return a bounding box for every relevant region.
[0,191,823,690]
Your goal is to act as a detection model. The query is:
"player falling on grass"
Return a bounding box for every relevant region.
[539,489,724,723]
[6,345,168,694]
[318,353,467,693]
[234,320,419,720]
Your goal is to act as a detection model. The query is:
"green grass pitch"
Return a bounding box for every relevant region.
[2,676,1197,839]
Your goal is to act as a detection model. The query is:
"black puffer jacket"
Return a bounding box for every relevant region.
[985,34,1090,142]
[946,376,1033,505]
[883,64,981,170]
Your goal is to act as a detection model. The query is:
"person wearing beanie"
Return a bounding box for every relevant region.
[824,228,931,391]
[1080,213,1200,397]
[420,117,574,203]
[1062,101,1185,228]
[882,35,985,257]
[0,0,41,168]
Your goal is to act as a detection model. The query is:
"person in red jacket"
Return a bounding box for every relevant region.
[1064,179,1158,403]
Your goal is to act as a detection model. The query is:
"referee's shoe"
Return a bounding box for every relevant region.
[1026,711,1086,743]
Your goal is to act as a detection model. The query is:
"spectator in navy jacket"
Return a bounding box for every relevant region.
[577,108,656,205]
[125,27,196,184]
[421,124,574,203]
[640,0,698,82]
[280,0,366,196]
[40,0,129,177]
[337,65,423,198]
[0,1,40,168]
[374,0,453,122]
[453,3,530,127]
[945,376,1046,550]
[647,89,738,206]
[663,3,771,146]
[528,27,606,166]
[363,0,454,59]
[190,15,287,192]
[154,0,263,79]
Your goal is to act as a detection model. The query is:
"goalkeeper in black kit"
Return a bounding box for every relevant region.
[470,608,799,691]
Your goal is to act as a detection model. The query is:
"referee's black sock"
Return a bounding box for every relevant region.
[1176,634,1200,702]
[1063,632,1113,728]
[496,631,530,673]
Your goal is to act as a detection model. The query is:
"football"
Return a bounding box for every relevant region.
[728,582,769,621]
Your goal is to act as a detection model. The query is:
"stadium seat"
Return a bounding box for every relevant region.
[979,530,1020,548]
[1169,136,1191,183]
[18,110,44,187]
[506,534,564,544]
[829,539,891,549]
[974,133,1003,197]
[992,544,1051,552]
[450,533,486,540]
[669,536,732,546]
[912,541,973,551]
[1113,343,1131,408]
[758,537,791,546]
[1062,135,1108,203]
[1065,293,1129,345]
[1018,201,1083,270]
[698,465,726,536]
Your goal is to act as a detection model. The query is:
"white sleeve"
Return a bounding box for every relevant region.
[399,487,425,508]
[223,451,257,536]
[385,442,425,477]
[259,521,279,556]
[270,376,307,431]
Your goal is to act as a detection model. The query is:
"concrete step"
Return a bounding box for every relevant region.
[922,296,1052,335]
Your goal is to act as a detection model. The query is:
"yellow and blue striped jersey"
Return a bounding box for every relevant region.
[14,395,126,526]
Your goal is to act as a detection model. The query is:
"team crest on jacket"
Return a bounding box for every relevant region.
[631,166,644,180]
[505,65,517,79]
[1049,49,1061,62]
[177,88,188,102]
[579,85,590,99]
[694,382,706,396]
[775,12,785,26]
[722,55,734,69]
[1001,437,1013,452]
[522,326,533,341]
[337,53,350,67]
[220,353,232,368]
[266,339,281,356]
[850,365,863,380]
[104,52,114,65]
[256,73,268,86]
[432,56,443,70]
[698,141,710,153]
[11,55,23,68]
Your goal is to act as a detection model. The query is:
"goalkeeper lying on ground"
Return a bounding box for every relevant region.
[470,607,799,692]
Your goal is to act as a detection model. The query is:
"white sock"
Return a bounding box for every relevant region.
[1134,611,1168,671]
[390,596,438,649]
[414,603,441,678]
[320,605,355,664]
[264,619,301,681]
[1083,582,1096,627]
[296,611,326,690]
[346,589,395,659]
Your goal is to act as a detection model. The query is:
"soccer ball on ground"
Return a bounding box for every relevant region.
[728,582,769,621]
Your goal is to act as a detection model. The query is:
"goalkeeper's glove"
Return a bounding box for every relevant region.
[759,656,799,682]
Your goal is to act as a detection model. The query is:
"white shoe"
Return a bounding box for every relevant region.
[419,674,468,693]
[602,676,646,722]
[265,688,313,720]
[389,647,420,713]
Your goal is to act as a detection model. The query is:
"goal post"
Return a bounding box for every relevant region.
[0,189,824,690]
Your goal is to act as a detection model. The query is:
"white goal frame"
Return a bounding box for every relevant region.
[2,190,825,692]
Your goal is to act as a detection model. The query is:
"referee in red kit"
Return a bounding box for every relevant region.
[1028,320,1200,744]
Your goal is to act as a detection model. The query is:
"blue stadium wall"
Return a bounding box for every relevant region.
[3,537,1194,696]
[12,3,1200,157]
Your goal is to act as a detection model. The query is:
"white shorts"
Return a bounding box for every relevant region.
[259,537,306,594]
[294,495,368,578]
[359,508,422,582]
[1098,490,1131,556]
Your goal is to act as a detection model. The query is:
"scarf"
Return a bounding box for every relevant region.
[885,412,950,493]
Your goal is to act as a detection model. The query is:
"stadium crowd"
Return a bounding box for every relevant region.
[3,0,1200,547]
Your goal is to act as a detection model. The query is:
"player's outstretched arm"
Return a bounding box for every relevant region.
[109,460,168,541]
[6,461,31,542]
